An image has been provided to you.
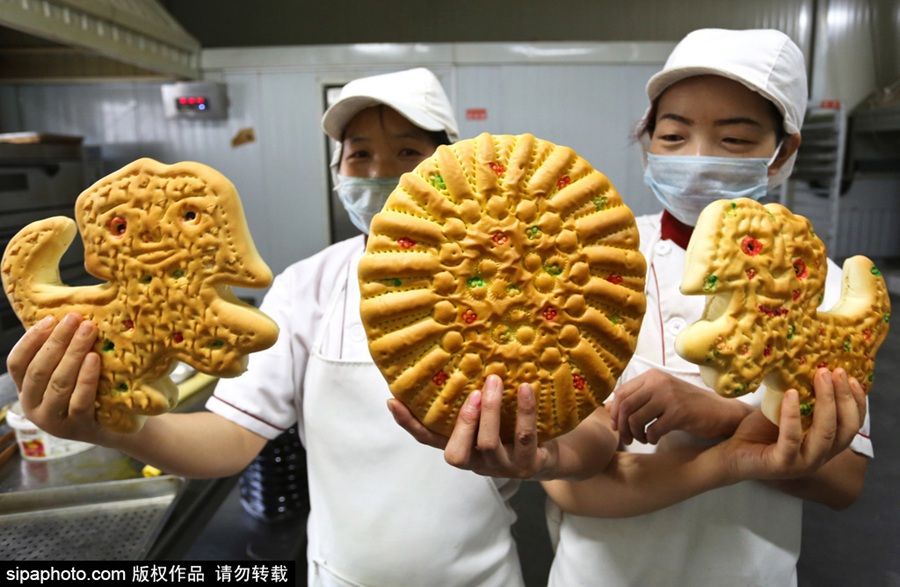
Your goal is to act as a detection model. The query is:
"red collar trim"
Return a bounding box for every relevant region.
[660,210,694,250]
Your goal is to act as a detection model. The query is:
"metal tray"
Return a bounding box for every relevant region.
[0,475,184,560]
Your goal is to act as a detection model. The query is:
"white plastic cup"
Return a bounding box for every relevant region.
[6,401,92,461]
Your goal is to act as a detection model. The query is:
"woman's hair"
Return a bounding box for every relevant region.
[342,105,453,147]
[427,130,452,147]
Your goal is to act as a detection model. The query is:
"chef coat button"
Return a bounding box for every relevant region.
[654,240,672,256]
[668,317,686,333]
[349,323,367,343]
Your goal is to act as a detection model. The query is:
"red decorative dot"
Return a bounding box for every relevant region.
[432,370,448,386]
[123,319,134,330]
[489,162,505,175]
[792,289,801,302]
[492,232,509,246]
[397,237,416,249]
[863,329,872,342]
[572,374,586,390]
[793,259,808,280]
[606,274,623,285]
[462,309,478,324]
[798,355,807,365]
[542,306,558,321]
[108,216,127,237]
[817,361,829,369]
[741,236,763,256]
[746,268,757,280]
[173,332,184,343]
[556,176,571,191]
[763,345,773,358]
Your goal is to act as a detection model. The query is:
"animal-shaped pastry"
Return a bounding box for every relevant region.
[675,198,891,426]
[359,133,646,443]
[2,158,279,433]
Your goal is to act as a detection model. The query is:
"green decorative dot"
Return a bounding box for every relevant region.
[115,382,129,393]
[526,226,542,240]
[606,312,621,325]
[101,339,115,353]
[703,275,719,292]
[506,284,520,296]
[843,337,851,352]
[140,275,152,284]
[430,174,446,190]
[385,278,402,287]
[787,325,795,340]
[871,265,882,277]
[209,340,226,348]
[593,196,608,211]
[885,312,892,323]
[799,403,813,416]
[726,202,738,216]
[868,373,875,383]
[466,276,485,288]
[544,263,562,276]
[172,268,185,278]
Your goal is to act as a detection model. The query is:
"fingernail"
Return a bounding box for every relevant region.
[35,315,55,330]
[519,383,534,401]
[77,321,95,337]
[62,313,80,327]
[466,390,482,412]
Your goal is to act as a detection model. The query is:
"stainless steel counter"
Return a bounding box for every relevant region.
[0,372,249,561]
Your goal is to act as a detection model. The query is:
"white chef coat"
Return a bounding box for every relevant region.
[546,212,873,587]
[209,236,524,587]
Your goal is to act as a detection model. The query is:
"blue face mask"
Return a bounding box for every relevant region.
[643,149,780,226]
[334,174,400,234]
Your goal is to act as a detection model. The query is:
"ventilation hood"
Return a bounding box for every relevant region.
[0,0,201,82]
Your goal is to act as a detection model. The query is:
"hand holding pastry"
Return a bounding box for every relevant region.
[8,313,109,444]
[720,367,866,482]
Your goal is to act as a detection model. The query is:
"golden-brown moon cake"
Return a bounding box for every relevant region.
[359,133,646,443]
[675,198,891,427]
[1,158,279,433]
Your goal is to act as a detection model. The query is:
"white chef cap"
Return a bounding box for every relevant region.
[322,68,459,143]
[639,29,809,188]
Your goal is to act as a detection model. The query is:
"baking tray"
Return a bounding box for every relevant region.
[0,475,183,560]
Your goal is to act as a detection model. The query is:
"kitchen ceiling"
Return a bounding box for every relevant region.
[0,0,200,82]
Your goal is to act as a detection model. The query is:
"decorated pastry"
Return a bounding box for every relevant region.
[359,133,646,442]
[2,158,279,433]
[675,198,891,426]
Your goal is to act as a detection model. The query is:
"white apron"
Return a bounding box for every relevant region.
[546,227,801,587]
[303,264,524,587]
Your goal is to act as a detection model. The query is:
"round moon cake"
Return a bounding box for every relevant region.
[358,133,646,443]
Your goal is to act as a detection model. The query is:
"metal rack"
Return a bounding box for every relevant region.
[778,104,847,255]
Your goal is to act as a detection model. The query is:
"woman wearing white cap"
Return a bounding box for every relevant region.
[393,30,870,586]
[9,68,526,586]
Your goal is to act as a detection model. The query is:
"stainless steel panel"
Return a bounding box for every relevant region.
[0,476,184,560]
